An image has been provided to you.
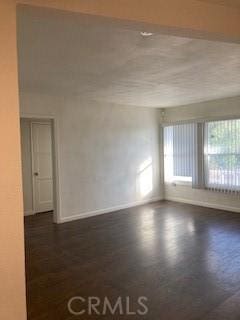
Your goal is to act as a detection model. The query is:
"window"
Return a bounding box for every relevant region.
[205,119,240,192]
[164,123,196,184]
[163,118,240,193]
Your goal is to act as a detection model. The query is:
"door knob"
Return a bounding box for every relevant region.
[34,172,39,176]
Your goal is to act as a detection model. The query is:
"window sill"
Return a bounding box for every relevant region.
[165,181,192,187]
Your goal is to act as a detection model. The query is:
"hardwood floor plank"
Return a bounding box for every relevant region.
[203,290,240,320]
[24,201,240,319]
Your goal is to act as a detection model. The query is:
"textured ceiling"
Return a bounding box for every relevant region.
[17,6,240,108]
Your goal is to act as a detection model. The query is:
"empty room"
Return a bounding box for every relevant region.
[1,1,240,320]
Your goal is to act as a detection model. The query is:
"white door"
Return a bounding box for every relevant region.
[32,122,53,213]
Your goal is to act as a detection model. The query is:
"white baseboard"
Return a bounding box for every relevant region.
[166,197,240,213]
[57,195,240,224]
[59,196,163,223]
[24,210,35,216]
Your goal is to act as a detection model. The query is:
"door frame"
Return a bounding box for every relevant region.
[21,114,61,223]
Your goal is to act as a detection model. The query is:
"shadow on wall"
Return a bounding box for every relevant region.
[137,157,153,198]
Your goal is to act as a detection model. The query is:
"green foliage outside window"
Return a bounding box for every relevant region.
[207,120,240,170]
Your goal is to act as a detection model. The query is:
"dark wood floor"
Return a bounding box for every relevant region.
[25,201,240,320]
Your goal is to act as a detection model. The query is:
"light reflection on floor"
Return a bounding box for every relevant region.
[132,204,240,295]
[138,209,197,267]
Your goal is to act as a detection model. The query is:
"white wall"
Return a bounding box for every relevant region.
[163,96,240,212]
[20,91,163,222]
[20,118,33,215]
[163,96,240,123]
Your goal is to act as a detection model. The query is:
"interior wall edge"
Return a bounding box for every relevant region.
[0,1,27,319]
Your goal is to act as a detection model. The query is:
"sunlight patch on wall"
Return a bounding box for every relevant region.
[137,157,153,197]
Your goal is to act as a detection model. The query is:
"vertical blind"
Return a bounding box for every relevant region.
[164,119,240,194]
[164,123,197,184]
[205,119,240,193]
